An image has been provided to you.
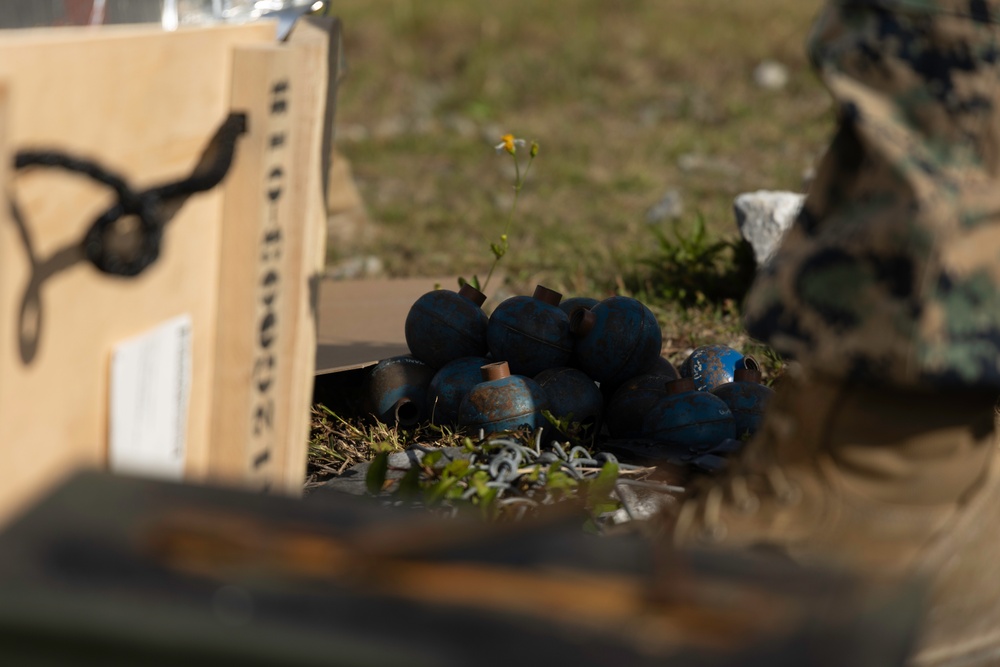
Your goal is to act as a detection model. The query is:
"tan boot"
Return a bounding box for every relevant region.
[910,430,1000,666]
[670,367,1000,664]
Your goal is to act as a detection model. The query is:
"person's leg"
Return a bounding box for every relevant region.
[670,3,1000,662]
[745,1,1000,390]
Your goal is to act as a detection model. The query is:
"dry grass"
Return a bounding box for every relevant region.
[307,404,469,488]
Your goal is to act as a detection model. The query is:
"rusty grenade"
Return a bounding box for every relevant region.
[710,362,774,439]
[426,356,492,427]
[680,344,748,392]
[570,296,662,391]
[487,285,573,377]
[365,355,436,427]
[534,367,604,436]
[642,377,736,455]
[458,361,549,435]
[605,372,676,439]
[405,284,489,370]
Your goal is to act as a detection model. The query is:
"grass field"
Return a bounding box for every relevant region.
[331,0,829,297]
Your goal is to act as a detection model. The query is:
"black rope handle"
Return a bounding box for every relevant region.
[14,112,247,277]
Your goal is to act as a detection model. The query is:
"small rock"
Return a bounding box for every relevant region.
[326,255,384,280]
[606,483,677,525]
[387,451,416,469]
[645,189,684,224]
[677,153,740,177]
[390,446,467,470]
[733,190,805,265]
[753,60,789,91]
[317,446,468,496]
[317,462,370,496]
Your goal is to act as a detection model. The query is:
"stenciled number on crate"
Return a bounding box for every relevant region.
[250,80,291,489]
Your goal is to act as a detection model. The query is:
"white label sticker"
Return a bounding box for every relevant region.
[109,314,192,480]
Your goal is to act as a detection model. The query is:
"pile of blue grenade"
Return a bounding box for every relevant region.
[364,283,773,467]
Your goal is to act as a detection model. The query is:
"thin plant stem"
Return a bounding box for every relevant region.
[481,249,503,293]
[482,152,535,293]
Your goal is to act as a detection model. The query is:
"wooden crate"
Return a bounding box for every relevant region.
[0,17,338,523]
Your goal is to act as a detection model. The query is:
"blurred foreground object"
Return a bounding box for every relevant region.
[0,471,922,666]
[677,4,1000,664]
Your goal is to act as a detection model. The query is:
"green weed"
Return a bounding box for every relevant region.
[635,214,756,306]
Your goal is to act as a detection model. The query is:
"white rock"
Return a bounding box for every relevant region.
[753,60,789,91]
[606,483,677,525]
[326,255,385,280]
[733,190,805,265]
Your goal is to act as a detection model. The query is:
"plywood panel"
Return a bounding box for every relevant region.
[210,43,295,490]
[280,17,338,494]
[0,23,280,524]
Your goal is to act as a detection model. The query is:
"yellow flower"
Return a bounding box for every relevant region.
[495,134,526,155]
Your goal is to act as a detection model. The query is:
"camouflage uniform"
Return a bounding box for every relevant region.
[674,7,1000,660]
[744,0,1000,389]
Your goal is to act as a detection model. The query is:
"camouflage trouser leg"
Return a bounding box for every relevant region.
[744,0,1000,389]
